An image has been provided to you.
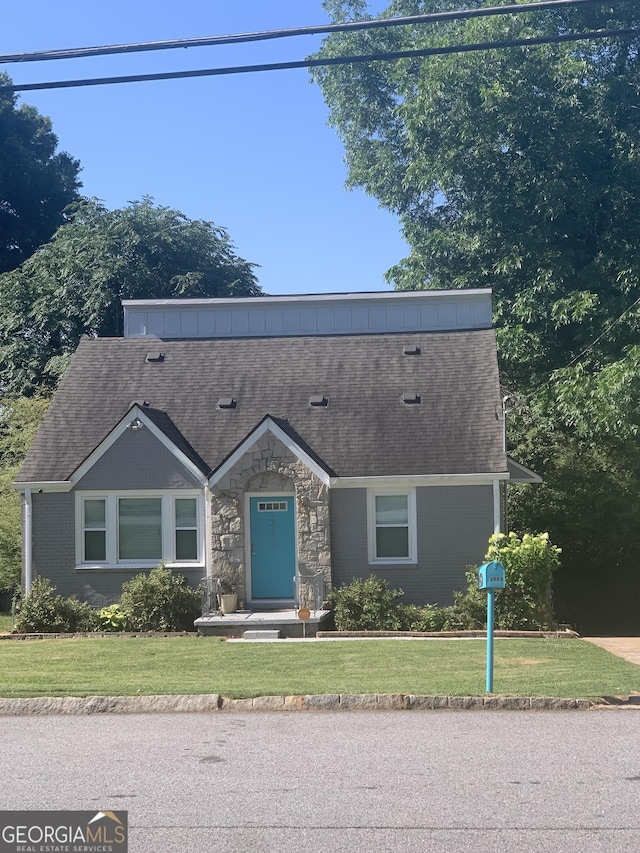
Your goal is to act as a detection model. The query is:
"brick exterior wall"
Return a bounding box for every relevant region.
[330,484,495,606]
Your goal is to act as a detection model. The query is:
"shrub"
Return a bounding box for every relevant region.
[453,532,561,630]
[328,575,406,631]
[98,603,128,632]
[407,603,466,632]
[13,577,98,633]
[119,565,200,632]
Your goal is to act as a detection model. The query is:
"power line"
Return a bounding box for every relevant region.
[0,0,612,65]
[2,27,637,93]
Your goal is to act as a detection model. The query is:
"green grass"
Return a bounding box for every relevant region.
[0,612,14,632]
[0,636,638,700]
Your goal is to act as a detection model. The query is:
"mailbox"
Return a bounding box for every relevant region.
[478,560,506,590]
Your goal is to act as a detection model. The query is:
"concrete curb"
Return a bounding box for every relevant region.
[0,692,625,716]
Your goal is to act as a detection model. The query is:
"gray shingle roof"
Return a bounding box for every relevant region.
[17,330,507,483]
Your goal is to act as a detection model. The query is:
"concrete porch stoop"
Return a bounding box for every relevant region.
[194,608,331,638]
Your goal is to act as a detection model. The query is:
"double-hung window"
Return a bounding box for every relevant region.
[77,492,202,567]
[368,490,417,563]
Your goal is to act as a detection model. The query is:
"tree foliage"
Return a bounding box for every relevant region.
[0,397,49,592]
[507,415,640,634]
[0,197,261,394]
[314,0,640,419]
[315,2,640,631]
[0,73,81,274]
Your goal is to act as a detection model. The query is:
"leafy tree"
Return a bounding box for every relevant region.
[507,413,640,634]
[0,397,49,592]
[0,72,81,274]
[0,197,261,393]
[313,0,640,412]
[314,2,640,631]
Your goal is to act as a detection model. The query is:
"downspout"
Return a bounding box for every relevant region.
[502,396,510,454]
[492,480,501,536]
[204,483,213,579]
[502,395,510,534]
[24,488,33,592]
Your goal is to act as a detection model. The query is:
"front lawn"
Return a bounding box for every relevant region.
[0,636,638,700]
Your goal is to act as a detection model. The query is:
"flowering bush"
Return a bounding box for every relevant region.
[454,532,561,630]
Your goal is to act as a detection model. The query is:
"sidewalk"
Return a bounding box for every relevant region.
[583,637,640,666]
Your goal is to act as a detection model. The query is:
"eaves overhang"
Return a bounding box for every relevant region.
[330,472,510,489]
[12,481,72,493]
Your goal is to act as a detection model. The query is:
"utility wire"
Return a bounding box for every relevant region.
[504,293,640,411]
[557,295,640,374]
[3,27,637,93]
[0,0,613,65]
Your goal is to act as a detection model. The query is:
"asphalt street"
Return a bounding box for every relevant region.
[1,710,639,852]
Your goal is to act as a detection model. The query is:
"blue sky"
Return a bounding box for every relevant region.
[3,1,407,295]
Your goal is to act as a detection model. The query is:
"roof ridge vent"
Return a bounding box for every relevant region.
[309,395,329,407]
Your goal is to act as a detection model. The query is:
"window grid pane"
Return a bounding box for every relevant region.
[85,530,106,561]
[118,498,162,560]
[175,529,198,561]
[375,494,408,526]
[376,527,409,559]
[175,498,197,528]
[84,499,106,528]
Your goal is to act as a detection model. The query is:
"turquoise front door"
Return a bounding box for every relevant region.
[249,496,296,599]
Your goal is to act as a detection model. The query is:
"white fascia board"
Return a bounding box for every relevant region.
[12,481,72,493]
[70,406,208,487]
[123,289,492,309]
[209,417,332,487]
[330,472,510,489]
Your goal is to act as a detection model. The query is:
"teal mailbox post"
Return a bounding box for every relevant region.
[478,560,506,692]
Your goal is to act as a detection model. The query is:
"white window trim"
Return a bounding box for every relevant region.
[367,488,417,565]
[75,490,205,569]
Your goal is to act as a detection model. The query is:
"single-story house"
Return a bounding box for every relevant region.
[15,289,539,629]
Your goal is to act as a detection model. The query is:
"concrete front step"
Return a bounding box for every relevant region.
[195,608,331,638]
[243,629,281,641]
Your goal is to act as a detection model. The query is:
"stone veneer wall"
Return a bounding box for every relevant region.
[210,433,331,606]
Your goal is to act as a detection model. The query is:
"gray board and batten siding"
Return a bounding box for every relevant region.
[26,491,203,606]
[122,289,493,340]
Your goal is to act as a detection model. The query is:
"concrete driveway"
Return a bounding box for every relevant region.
[583,637,640,666]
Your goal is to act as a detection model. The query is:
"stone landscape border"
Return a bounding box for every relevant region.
[0,629,580,641]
